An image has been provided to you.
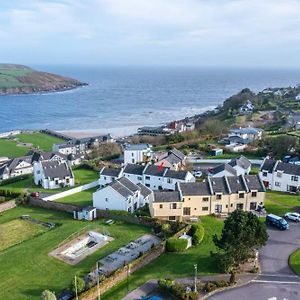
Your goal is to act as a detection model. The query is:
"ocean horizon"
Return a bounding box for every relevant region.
[1,65,300,137]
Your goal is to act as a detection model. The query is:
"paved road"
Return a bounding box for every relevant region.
[209,221,300,300]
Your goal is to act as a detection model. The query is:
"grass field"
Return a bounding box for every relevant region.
[0,205,150,300]
[102,216,223,300]
[56,188,97,207]
[0,219,47,252]
[0,139,29,158]
[16,132,65,151]
[72,168,99,185]
[289,248,300,275]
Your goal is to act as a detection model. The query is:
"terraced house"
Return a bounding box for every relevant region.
[149,174,265,221]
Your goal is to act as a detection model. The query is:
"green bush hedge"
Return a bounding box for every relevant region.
[166,237,188,252]
[0,175,30,186]
[190,224,204,245]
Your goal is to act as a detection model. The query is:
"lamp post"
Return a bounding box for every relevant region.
[194,264,197,293]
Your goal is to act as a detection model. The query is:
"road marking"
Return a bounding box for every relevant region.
[252,279,300,284]
[259,274,299,278]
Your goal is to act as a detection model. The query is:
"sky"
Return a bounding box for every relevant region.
[1,0,300,67]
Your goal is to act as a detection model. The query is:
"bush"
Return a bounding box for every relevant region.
[190,224,204,245]
[204,282,218,293]
[166,237,188,252]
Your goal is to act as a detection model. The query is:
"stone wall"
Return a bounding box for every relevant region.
[29,198,79,213]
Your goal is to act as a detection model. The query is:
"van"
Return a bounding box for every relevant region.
[266,214,289,230]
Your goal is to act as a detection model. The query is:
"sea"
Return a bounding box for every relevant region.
[1,66,300,137]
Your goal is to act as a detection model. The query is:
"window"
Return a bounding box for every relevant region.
[132,153,134,157]
[138,176,142,180]
[251,191,257,197]
[203,197,209,202]
[239,193,245,199]
[146,183,150,187]
[194,208,197,210]
[250,202,257,210]
[216,194,222,200]
[55,180,59,185]
[171,203,177,209]
[291,176,299,182]
[37,170,40,174]
[167,178,172,184]
[277,172,282,178]
[183,207,191,215]
[202,207,209,211]
[104,176,106,180]
[275,182,281,187]
[159,204,163,209]
[169,216,176,221]
[262,172,268,177]
[230,203,233,207]
[145,176,150,180]
[132,159,135,163]
[236,203,244,210]
[215,204,222,213]
[105,198,108,202]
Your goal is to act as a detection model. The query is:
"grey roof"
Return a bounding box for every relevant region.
[0,156,33,177]
[210,163,237,176]
[209,177,231,194]
[153,191,181,203]
[227,136,252,144]
[165,153,182,165]
[118,177,140,192]
[125,143,151,151]
[244,175,266,192]
[31,150,67,162]
[275,161,300,176]
[229,127,262,134]
[226,175,247,193]
[229,155,251,170]
[109,180,134,198]
[169,148,185,160]
[137,183,152,198]
[144,164,167,177]
[123,164,145,175]
[260,159,277,173]
[179,181,212,196]
[100,167,122,177]
[164,169,188,180]
[41,160,73,180]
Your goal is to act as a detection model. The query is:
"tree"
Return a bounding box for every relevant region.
[71,276,85,294]
[213,210,268,273]
[200,119,225,138]
[40,290,56,300]
[264,135,299,158]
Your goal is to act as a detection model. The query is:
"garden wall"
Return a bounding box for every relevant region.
[42,180,99,201]
[78,243,165,300]
[29,198,79,213]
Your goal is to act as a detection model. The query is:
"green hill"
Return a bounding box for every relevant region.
[0,64,87,95]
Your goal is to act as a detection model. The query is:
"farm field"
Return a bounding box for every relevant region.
[102,216,223,300]
[0,205,150,300]
[0,218,48,252]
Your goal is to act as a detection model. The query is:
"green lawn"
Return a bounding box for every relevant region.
[16,132,65,151]
[0,205,150,300]
[73,168,99,185]
[56,188,97,207]
[102,216,223,300]
[0,219,47,251]
[0,139,29,158]
[265,191,300,216]
[289,248,300,275]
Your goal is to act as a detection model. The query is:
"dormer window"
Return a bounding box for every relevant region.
[277,171,282,178]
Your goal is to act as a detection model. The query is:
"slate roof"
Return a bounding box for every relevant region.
[275,161,300,176]
[125,143,151,151]
[137,183,152,198]
[123,164,145,175]
[100,167,122,177]
[109,180,134,198]
[164,169,188,180]
[229,155,251,170]
[244,175,266,192]
[260,159,277,173]
[210,163,237,176]
[41,160,73,180]
[165,153,182,165]
[209,177,231,194]
[169,148,185,160]
[118,177,140,192]
[144,164,167,177]
[179,181,212,196]
[31,151,67,162]
[153,191,181,203]
[0,156,33,178]
[226,175,247,193]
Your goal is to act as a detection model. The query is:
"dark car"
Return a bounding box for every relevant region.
[30,191,40,198]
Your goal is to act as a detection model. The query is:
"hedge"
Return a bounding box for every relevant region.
[166,237,188,252]
[190,224,204,246]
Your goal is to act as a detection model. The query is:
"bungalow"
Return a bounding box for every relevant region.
[149,175,265,221]
[93,177,153,213]
[154,148,186,171]
[124,143,152,164]
[33,160,75,189]
[259,158,300,193]
[228,127,263,142]
[0,156,34,181]
[98,163,195,191]
[239,100,254,114]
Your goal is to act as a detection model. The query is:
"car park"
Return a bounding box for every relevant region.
[266,214,289,230]
[284,212,300,222]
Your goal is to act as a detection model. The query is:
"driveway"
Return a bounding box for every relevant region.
[209,221,300,300]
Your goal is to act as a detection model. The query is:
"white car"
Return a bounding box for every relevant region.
[285,212,300,222]
[193,170,202,178]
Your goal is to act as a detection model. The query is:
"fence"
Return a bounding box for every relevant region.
[78,243,165,300]
[42,180,99,201]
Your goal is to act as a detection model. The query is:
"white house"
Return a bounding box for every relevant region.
[93,177,153,213]
[33,160,75,189]
[124,143,152,164]
[259,159,300,193]
[296,93,300,100]
[98,163,195,191]
[239,100,254,114]
[209,163,237,178]
[228,127,263,142]
[0,156,33,181]
[73,206,97,221]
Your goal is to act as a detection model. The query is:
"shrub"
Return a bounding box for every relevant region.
[166,237,188,252]
[40,290,56,300]
[190,224,204,245]
[204,282,218,293]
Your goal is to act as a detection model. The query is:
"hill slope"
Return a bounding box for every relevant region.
[0,64,87,95]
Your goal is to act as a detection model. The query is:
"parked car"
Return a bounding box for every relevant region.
[285,212,300,222]
[193,170,202,178]
[266,214,289,230]
[30,191,40,198]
